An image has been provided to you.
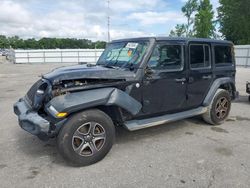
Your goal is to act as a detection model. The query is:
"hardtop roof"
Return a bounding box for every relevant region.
[112,37,233,45]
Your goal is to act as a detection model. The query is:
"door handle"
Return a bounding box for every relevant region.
[175,78,186,83]
[202,75,212,80]
[188,77,194,83]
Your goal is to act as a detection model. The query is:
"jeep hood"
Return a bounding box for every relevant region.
[43,64,136,84]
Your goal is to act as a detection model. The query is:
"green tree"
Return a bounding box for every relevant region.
[0,35,9,48]
[25,38,39,49]
[218,0,250,44]
[94,41,106,49]
[182,0,198,36]
[169,0,198,37]
[8,36,20,49]
[194,0,215,38]
[169,24,186,37]
[0,35,106,49]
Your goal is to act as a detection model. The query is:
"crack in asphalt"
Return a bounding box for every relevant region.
[207,171,215,188]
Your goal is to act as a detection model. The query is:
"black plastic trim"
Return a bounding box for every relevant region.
[203,77,236,106]
[14,98,50,136]
[46,87,142,117]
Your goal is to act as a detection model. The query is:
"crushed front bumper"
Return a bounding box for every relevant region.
[13,98,51,139]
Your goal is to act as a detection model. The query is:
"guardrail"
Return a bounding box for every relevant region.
[14,49,104,64]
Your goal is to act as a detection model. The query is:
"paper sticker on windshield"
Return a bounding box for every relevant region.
[126,42,138,49]
[127,49,132,57]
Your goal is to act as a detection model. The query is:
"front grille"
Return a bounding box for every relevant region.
[25,79,43,106]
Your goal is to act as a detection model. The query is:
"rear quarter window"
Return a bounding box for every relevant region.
[189,44,211,69]
[214,45,233,67]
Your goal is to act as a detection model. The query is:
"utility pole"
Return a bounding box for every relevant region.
[107,0,110,42]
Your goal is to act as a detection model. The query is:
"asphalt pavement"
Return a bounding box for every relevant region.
[0,64,250,188]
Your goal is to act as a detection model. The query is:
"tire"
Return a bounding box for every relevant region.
[202,89,231,125]
[248,95,250,102]
[57,109,115,166]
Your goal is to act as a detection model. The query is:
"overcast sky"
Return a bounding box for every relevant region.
[0,0,219,41]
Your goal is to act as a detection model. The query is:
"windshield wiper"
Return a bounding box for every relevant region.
[101,64,119,69]
[101,47,124,69]
[112,47,124,67]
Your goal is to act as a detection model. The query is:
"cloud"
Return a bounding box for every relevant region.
[0,0,105,40]
[0,0,184,41]
[110,0,168,12]
[180,0,220,11]
[128,11,185,26]
[110,29,154,40]
[0,1,31,26]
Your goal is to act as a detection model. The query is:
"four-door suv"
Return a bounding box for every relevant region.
[14,37,238,166]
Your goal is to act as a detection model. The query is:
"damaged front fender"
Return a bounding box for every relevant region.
[45,87,142,118]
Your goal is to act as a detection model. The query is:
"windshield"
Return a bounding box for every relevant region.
[97,41,149,68]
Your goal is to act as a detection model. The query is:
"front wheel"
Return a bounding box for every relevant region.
[202,89,231,125]
[57,109,115,166]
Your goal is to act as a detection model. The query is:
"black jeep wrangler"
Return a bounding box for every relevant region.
[14,37,237,166]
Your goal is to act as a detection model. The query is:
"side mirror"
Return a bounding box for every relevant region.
[145,66,155,76]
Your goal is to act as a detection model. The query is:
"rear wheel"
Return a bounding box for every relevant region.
[57,109,115,166]
[202,89,231,125]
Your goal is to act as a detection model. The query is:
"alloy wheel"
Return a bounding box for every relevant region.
[72,122,106,156]
[215,97,229,120]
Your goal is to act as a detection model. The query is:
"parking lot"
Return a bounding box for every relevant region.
[0,63,250,188]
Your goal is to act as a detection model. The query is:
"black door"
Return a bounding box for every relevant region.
[187,43,213,108]
[141,42,187,116]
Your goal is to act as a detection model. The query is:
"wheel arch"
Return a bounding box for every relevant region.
[92,105,124,125]
[219,82,236,97]
[203,77,237,106]
[46,87,142,120]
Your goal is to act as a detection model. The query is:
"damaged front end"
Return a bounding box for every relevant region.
[13,78,131,140]
[14,78,58,140]
[13,64,138,140]
[51,78,125,97]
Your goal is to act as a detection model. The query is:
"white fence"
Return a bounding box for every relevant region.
[14,49,104,64]
[234,45,250,67]
[13,45,250,66]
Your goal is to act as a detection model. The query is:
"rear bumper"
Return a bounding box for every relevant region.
[13,98,51,139]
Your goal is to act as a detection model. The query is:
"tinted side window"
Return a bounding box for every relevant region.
[148,44,183,71]
[214,46,233,66]
[190,44,211,69]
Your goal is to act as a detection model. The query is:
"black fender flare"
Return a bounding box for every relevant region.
[46,87,142,118]
[203,77,236,106]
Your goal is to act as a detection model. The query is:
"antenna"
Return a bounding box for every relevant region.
[107,0,110,42]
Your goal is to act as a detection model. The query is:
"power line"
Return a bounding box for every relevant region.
[107,0,110,42]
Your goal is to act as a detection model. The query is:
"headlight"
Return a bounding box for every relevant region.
[48,105,68,118]
[36,82,48,95]
[36,89,45,94]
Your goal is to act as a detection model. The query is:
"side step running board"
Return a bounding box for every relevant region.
[124,107,207,131]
